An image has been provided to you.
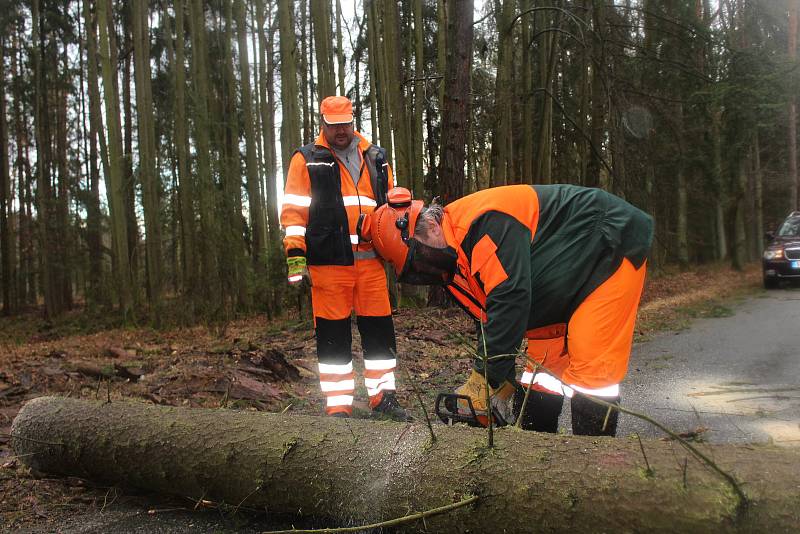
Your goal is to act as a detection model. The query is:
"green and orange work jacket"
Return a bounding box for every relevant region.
[441,184,654,387]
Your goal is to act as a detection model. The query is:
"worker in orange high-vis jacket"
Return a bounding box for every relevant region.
[280,96,407,420]
[359,185,653,435]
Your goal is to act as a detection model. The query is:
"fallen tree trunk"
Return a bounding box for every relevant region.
[11,396,800,532]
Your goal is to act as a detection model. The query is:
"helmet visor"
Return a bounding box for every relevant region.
[399,239,457,285]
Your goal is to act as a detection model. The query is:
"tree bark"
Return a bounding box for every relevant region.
[0,35,11,315]
[490,0,515,187]
[382,0,411,185]
[219,0,247,311]
[257,0,284,316]
[97,0,133,315]
[520,0,534,185]
[299,0,311,144]
[412,0,425,197]
[235,0,267,276]
[168,0,198,307]
[121,7,139,292]
[676,103,689,268]
[311,0,335,98]
[12,396,800,533]
[788,1,798,211]
[753,130,764,256]
[187,0,221,309]
[534,4,562,186]
[132,0,163,309]
[82,0,106,308]
[277,0,302,173]
[335,0,346,95]
[712,106,727,260]
[438,0,473,205]
[586,0,607,189]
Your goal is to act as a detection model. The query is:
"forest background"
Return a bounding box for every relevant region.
[0,0,798,325]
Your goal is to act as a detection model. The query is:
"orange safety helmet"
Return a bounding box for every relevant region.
[358,187,424,276]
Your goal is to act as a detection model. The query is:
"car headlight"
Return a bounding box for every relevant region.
[763,249,784,260]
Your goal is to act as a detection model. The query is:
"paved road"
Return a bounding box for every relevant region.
[608,286,800,446]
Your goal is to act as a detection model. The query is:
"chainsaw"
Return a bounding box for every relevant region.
[434,392,511,427]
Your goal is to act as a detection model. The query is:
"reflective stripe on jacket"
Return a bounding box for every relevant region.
[280,131,394,265]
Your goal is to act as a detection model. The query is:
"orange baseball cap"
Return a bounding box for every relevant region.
[320,96,354,125]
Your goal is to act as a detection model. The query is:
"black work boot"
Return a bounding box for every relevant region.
[513,387,564,433]
[571,394,620,436]
[372,391,411,422]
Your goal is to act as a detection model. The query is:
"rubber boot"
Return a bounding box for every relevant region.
[512,387,564,433]
[571,394,620,436]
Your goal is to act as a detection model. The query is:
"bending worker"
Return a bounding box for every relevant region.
[280,96,406,420]
[358,184,653,435]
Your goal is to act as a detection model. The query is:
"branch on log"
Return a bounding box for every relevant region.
[11,396,800,532]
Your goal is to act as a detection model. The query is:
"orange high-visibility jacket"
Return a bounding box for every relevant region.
[281,131,394,264]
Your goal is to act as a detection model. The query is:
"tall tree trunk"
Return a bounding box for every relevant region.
[788,1,798,211]
[219,0,247,311]
[586,0,606,188]
[299,0,311,143]
[366,2,379,144]
[382,0,411,185]
[676,104,689,268]
[368,1,393,160]
[168,0,197,308]
[132,0,162,310]
[412,0,425,197]
[711,107,727,260]
[335,0,346,95]
[257,0,284,317]
[520,0,534,185]
[732,153,748,270]
[187,0,220,309]
[122,8,139,291]
[55,45,72,311]
[311,0,335,98]
[578,0,591,186]
[278,0,302,174]
[753,130,764,257]
[96,0,133,315]
[534,5,562,186]
[12,30,30,306]
[490,0,515,187]
[438,0,473,205]
[12,396,800,533]
[32,0,67,317]
[0,35,10,315]
[236,0,268,279]
[436,0,447,112]
[82,0,106,308]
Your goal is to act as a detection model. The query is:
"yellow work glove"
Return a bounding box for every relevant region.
[286,256,309,285]
[455,370,517,426]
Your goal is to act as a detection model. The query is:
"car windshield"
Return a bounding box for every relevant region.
[777,218,800,237]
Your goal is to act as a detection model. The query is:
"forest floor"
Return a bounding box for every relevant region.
[0,263,762,531]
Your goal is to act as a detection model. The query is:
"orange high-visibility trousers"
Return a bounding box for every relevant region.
[309,258,396,415]
[521,258,647,397]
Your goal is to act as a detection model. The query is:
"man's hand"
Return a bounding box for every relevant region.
[287,256,309,285]
[455,370,518,426]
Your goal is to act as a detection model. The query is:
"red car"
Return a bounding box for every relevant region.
[763,212,800,288]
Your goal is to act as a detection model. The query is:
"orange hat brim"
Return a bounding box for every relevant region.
[323,113,354,125]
